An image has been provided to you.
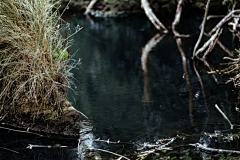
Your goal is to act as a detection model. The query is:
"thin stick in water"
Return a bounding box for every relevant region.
[215,104,234,129]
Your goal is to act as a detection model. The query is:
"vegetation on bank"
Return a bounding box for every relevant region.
[0,0,78,114]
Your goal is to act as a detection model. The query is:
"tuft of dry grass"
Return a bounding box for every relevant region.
[0,0,79,111]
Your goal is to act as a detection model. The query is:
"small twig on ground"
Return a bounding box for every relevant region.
[215,104,234,130]
[90,148,130,160]
[189,143,240,154]
[141,0,168,33]
[193,0,211,58]
[84,0,98,15]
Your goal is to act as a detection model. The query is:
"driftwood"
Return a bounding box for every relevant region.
[84,0,98,15]
[141,0,168,33]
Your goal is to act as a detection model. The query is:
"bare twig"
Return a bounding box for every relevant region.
[84,0,98,15]
[207,15,225,20]
[193,0,211,57]
[27,144,69,149]
[204,32,235,57]
[0,147,19,154]
[90,148,130,160]
[195,28,222,57]
[215,104,234,130]
[189,143,240,154]
[141,0,168,33]
[232,0,236,11]
[0,126,43,137]
[209,10,240,35]
[172,0,190,38]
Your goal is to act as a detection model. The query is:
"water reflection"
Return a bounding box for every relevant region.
[67,14,239,154]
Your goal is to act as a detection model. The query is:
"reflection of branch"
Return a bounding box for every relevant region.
[193,0,211,57]
[189,143,240,154]
[176,38,194,126]
[193,60,209,113]
[141,33,166,74]
[141,0,168,33]
[143,73,151,103]
[172,0,190,38]
[86,14,95,25]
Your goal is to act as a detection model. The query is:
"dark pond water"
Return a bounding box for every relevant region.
[0,13,239,160]
[66,14,240,158]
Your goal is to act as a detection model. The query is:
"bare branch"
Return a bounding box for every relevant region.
[215,104,234,130]
[209,10,240,35]
[90,148,130,160]
[84,0,98,15]
[172,0,190,37]
[141,0,168,33]
[193,0,211,57]
[189,143,240,154]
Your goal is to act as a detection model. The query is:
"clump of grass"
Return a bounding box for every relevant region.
[0,0,79,111]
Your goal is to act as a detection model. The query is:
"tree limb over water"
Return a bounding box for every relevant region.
[141,0,168,33]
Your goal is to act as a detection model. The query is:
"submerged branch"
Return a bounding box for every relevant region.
[189,143,240,154]
[90,148,131,160]
[215,104,234,130]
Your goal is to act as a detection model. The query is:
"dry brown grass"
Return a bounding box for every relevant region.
[0,0,79,111]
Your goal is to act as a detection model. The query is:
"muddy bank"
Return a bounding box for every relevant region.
[0,103,88,137]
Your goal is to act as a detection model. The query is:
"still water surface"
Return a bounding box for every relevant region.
[0,14,239,159]
[68,14,239,153]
